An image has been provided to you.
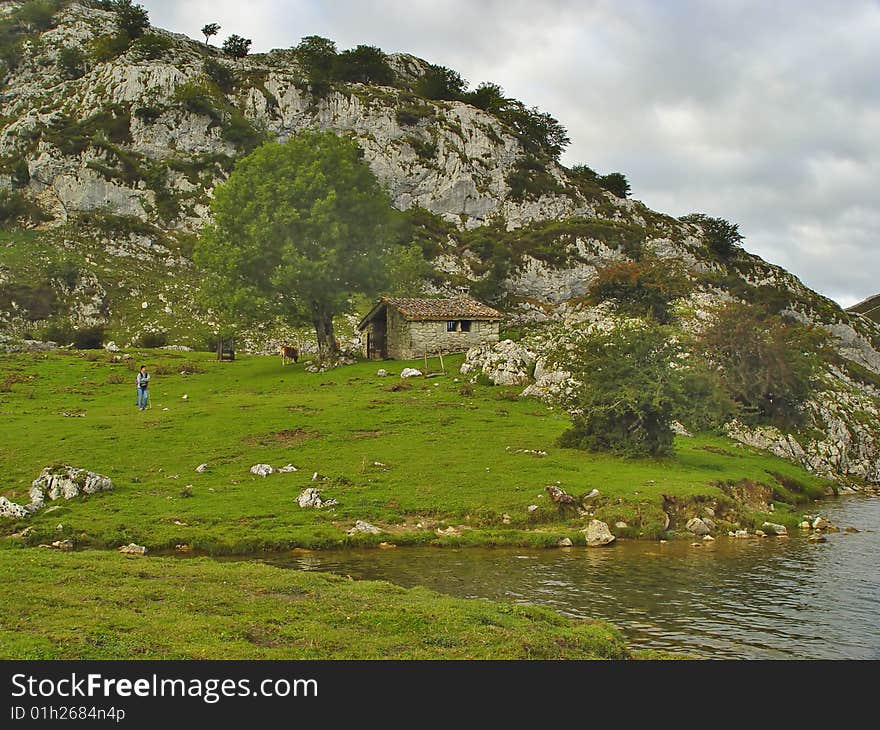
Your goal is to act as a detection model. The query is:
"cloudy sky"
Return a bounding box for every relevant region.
[140,0,879,307]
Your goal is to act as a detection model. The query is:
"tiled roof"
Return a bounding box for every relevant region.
[358,296,502,329]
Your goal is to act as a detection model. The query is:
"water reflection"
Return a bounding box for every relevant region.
[264,496,880,659]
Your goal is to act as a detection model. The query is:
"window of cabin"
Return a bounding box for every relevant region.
[460,320,472,332]
[446,321,457,332]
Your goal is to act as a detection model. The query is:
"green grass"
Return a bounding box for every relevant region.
[0,350,833,552]
[0,548,628,659]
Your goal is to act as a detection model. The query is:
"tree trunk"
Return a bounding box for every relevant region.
[312,305,339,361]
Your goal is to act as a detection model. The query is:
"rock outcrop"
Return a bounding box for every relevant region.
[28,465,114,510]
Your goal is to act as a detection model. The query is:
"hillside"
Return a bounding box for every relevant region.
[1,0,879,491]
[849,294,880,324]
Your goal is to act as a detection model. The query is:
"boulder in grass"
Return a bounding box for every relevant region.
[762,522,788,536]
[250,464,275,477]
[296,488,338,509]
[119,543,147,555]
[686,517,710,536]
[28,465,114,510]
[348,520,381,535]
[400,368,422,379]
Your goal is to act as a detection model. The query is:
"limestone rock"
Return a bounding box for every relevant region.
[400,368,422,379]
[376,369,388,377]
[118,543,147,555]
[762,522,788,536]
[686,517,711,536]
[296,488,338,509]
[195,463,208,473]
[557,537,573,547]
[582,519,615,547]
[28,465,114,510]
[249,464,274,477]
[460,339,536,386]
[348,520,381,535]
[734,529,749,539]
[812,517,829,530]
[0,496,29,519]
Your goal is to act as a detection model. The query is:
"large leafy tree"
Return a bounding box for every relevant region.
[195,131,397,360]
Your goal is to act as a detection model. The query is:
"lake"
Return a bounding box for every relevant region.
[259,496,880,659]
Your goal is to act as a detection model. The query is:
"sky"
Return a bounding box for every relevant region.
[140,0,879,308]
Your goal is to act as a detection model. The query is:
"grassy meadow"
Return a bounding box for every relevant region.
[0,348,834,660]
[0,348,831,553]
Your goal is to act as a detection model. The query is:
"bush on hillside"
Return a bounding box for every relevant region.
[697,301,828,426]
[556,323,688,458]
[587,257,690,324]
[680,213,744,259]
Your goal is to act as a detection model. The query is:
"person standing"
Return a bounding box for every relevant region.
[136,365,150,411]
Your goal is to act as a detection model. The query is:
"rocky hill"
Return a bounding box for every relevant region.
[849,294,880,324]
[1,0,879,488]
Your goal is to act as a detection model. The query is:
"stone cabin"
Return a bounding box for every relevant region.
[357,296,502,360]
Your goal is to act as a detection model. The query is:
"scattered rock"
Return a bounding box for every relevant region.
[546,485,576,506]
[762,522,788,536]
[615,521,628,529]
[348,520,381,535]
[118,543,147,555]
[686,517,711,536]
[704,507,715,518]
[702,517,716,531]
[845,526,860,533]
[249,464,275,477]
[812,517,829,530]
[378,542,397,549]
[527,504,539,513]
[583,488,600,500]
[582,519,615,547]
[277,464,298,473]
[104,341,120,353]
[400,368,422,378]
[734,529,749,539]
[435,526,461,537]
[0,496,29,519]
[755,530,767,537]
[557,537,573,547]
[181,394,188,400]
[501,513,511,524]
[662,511,670,530]
[799,521,811,529]
[671,420,693,437]
[460,340,536,386]
[296,488,338,509]
[376,369,388,377]
[195,463,208,473]
[703,535,715,542]
[29,465,114,510]
[175,544,192,552]
[50,539,74,551]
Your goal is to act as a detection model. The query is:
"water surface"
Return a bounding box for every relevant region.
[262,496,880,659]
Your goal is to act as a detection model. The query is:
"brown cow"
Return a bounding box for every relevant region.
[280,345,299,365]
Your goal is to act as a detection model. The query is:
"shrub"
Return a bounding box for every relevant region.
[697,301,828,426]
[415,64,466,100]
[17,1,56,31]
[57,46,87,79]
[111,0,149,39]
[0,282,56,320]
[406,136,437,161]
[333,45,394,85]
[221,111,265,151]
[395,103,434,126]
[598,172,631,199]
[556,322,686,458]
[73,326,105,349]
[222,34,251,58]
[0,189,47,226]
[136,331,168,348]
[495,101,569,160]
[90,32,131,62]
[587,257,690,324]
[294,35,337,83]
[680,213,744,259]
[131,32,171,60]
[133,105,163,122]
[173,81,222,121]
[463,82,505,112]
[41,322,74,344]
[506,155,565,201]
[203,58,236,93]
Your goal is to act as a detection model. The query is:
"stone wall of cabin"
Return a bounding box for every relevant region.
[387,308,500,359]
